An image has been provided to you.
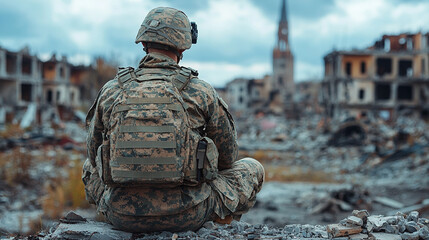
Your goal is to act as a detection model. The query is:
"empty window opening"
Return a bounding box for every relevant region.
[375,83,391,100]
[21,84,32,102]
[359,89,365,100]
[278,76,283,85]
[407,38,413,50]
[238,96,243,104]
[422,59,425,75]
[56,90,61,102]
[47,90,53,103]
[360,62,366,74]
[398,60,413,77]
[420,88,426,102]
[384,38,390,51]
[397,85,413,101]
[345,62,352,76]
[22,56,32,75]
[59,66,65,78]
[42,63,55,80]
[376,58,392,77]
[6,53,17,74]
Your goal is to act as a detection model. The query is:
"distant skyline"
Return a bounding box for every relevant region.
[1,0,428,87]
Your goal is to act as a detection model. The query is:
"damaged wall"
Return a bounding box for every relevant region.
[322,31,429,120]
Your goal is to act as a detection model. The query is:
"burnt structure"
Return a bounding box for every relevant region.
[322,32,429,120]
[0,46,116,126]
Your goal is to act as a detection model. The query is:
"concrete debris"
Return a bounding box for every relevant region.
[352,209,370,220]
[374,196,405,209]
[389,199,429,216]
[37,210,429,239]
[371,232,402,240]
[326,223,362,237]
[60,211,87,224]
[327,121,366,147]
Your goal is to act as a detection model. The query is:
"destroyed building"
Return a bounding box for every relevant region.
[0,46,117,127]
[0,47,43,116]
[225,76,271,115]
[224,0,295,116]
[322,32,429,120]
[294,80,322,114]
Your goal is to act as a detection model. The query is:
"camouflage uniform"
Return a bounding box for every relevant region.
[82,7,264,233]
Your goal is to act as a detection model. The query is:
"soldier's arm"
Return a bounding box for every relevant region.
[205,90,238,170]
[86,89,105,167]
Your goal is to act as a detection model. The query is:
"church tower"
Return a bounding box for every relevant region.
[272,0,294,103]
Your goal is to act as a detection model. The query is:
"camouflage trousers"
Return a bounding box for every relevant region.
[82,158,264,232]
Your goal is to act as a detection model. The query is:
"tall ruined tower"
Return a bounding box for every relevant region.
[272,0,294,103]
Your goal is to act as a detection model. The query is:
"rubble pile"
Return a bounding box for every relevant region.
[237,114,429,186]
[0,122,88,235]
[18,210,426,239]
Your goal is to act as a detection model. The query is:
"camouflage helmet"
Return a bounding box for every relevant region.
[135,7,192,51]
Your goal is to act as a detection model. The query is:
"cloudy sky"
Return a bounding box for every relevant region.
[1,0,428,87]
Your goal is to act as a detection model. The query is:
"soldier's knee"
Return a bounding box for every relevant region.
[236,157,265,187]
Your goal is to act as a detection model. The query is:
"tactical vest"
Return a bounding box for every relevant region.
[95,66,218,188]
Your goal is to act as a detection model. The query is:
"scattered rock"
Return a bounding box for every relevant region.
[352,209,369,220]
[401,231,420,240]
[326,224,362,238]
[405,221,420,233]
[37,209,429,240]
[407,211,419,222]
[59,211,87,224]
[371,232,401,240]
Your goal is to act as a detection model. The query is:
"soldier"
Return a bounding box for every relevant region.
[82,7,264,232]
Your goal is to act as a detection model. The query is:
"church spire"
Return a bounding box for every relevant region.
[276,0,289,51]
[280,0,287,23]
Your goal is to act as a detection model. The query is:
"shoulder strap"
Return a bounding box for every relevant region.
[174,67,199,91]
[116,67,136,88]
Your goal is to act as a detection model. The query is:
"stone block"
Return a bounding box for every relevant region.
[401,232,420,240]
[326,224,362,238]
[407,211,419,222]
[349,233,369,239]
[405,221,420,233]
[346,216,364,226]
[370,232,401,240]
[352,209,370,220]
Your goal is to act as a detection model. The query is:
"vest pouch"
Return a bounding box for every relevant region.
[201,137,218,181]
[95,143,112,185]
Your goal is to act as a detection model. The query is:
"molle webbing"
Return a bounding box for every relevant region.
[116,141,176,149]
[113,97,183,114]
[127,97,171,104]
[108,65,199,186]
[113,104,182,114]
[112,170,181,179]
[119,125,175,133]
[114,156,178,165]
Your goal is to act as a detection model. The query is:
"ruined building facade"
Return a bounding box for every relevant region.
[0,46,116,126]
[322,32,429,120]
